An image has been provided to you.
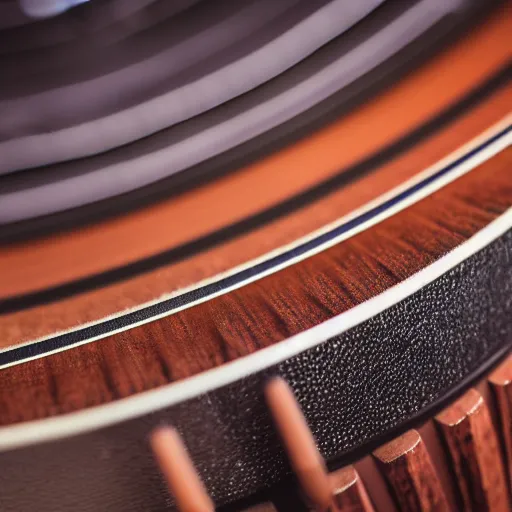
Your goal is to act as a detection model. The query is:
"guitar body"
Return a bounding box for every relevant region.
[0,1,510,510]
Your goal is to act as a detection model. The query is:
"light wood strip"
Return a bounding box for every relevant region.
[435,388,509,511]
[373,430,449,512]
[1,149,511,426]
[2,73,510,347]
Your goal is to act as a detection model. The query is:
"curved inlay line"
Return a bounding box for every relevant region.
[1,65,509,296]
[0,123,509,368]
[0,208,509,452]
[2,27,510,245]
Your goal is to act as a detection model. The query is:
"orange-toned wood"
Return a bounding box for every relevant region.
[265,378,332,511]
[417,421,460,511]
[1,77,510,349]
[355,457,399,512]
[329,466,375,512]
[489,354,512,489]
[0,149,509,426]
[373,430,449,512]
[150,427,215,512]
[435,389,509,511]
[0,6,510,302]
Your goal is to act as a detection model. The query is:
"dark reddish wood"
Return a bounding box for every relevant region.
[0,6,509,305]
[329,466,375,512]
[0,149,510,426]
[1,83,511,349]
[489,354,512,489]
[354,457,399,512]
[417,421,460,511]
[435,388,510,511]
[373,430,449,512]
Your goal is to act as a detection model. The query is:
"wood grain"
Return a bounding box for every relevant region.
[1,84,511,349]
[0,6,510,303]
[329,466,375,512]
[0,149,510,426]
[373,430,449,512]
[435,388,509,511]
[416,421,460,511]
[489,354,512,490]
[354,457,399,512]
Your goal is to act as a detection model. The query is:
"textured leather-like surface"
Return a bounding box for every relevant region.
[0,229,510,511]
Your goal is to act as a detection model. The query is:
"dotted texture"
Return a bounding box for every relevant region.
[0,229,510,511]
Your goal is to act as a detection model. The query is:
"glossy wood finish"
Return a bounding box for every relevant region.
[435,389,509,511]
[354,458,399,512]
[416,422,460,511]
[251,361,512,512]
[0,7,510,304]
[373,430,449,512]
[329,466,375,512]
[0,148,510,426]
[2,85,511,351]
[489,354,512,489]
[2,86,510,348]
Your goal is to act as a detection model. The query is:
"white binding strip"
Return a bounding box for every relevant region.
[1,117,510,362]
[0,208,510,451]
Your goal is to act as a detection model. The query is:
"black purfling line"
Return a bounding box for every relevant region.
[0,124,509,366]
[0,64,510,316]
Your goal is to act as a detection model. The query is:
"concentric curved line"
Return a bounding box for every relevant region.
[0,206,509,451]
[0,121,509,369]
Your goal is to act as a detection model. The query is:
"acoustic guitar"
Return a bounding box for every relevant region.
[0,0,510,510]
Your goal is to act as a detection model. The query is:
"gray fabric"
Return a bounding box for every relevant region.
[0,0,200,51]
[19,0,91,19]
[0,0,456,223]
[0,0,383,173]
[0,230,510,510]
